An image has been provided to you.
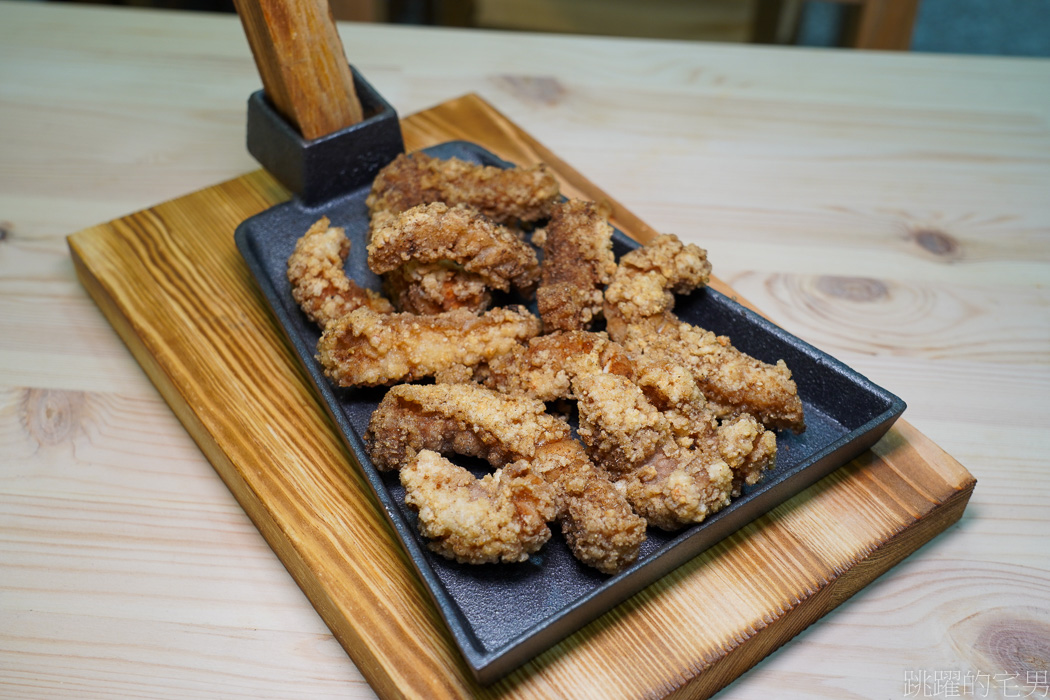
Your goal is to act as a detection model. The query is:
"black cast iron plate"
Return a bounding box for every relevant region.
[234,140,906,684]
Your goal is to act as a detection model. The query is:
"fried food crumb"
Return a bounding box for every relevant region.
[382,260,492,315]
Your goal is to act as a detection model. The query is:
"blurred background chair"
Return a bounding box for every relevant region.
[752,0,919,49]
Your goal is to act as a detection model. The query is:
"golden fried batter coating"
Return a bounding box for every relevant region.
[536,199,617,331]
[485,330,776,529]
[366,383,646,573]
[286,217,394,328]
[366,383,566,470]
[316,306,540,387]
[604,234,805,432]
[618,318,805,432]
[366,152,560,225]
[635,371,776,498]
[571,372,736,530]
[486,330,632,401]
[293,159,804,568]
[401,451,558,565]
[368,202,540,297]
[602,233,711,337]
[531,438,646,575]
[616,447,733,531]
[572,372,668,474]
[486,331,710,452]
[716,413,778,497]
[382,260,492,315]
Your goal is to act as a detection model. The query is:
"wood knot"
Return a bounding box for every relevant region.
[815,276,889,303]
[23,388,85,446]
[979,619,1050,687]
[496,75,566,106]
[949,608,1050,694]
[910,227,960,260]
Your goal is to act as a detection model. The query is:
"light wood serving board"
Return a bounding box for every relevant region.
[67,94,975,700]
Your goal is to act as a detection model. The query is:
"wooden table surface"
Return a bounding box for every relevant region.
[2,2,1048,698]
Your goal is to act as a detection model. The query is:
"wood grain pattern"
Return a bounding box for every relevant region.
[232,0,363,138]
[67,93,974,699]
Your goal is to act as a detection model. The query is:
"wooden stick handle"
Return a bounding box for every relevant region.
[233,0,364,140]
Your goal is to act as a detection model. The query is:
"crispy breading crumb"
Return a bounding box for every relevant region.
[317,306,540,387]
[369,202,540,296]
[536,199,617,331]
[604,233,805,432]
[367,383,647,573]
[366,152,559,225]
[402,451,558,564]
[382,261,492,315]
[286,217,393,328]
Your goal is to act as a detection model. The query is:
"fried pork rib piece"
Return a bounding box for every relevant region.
[535,199,617,331]
[380,260,492,316]
[487,331,777,528]
[316,306,540,387]
[368,202,540,313]
[617,320,805,434]
[401,450,558,565]
[286,217,394,328]
[601,233,712,339]
[367,383,564,469]
[569,370,734,529]
[367,384,646,574]
[604,234,806,433]
[366,152,560,225]
[485,329,631,402]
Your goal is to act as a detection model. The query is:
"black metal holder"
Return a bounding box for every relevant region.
[246,65,405,207]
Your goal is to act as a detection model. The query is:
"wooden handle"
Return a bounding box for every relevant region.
[233,0,364,140]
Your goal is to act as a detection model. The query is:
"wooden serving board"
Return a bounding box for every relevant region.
[67,94,975,699]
